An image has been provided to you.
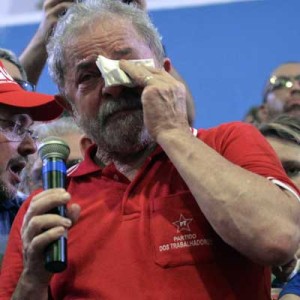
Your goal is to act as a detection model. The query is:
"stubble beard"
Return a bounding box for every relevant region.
[283,103,300,116]
[75,96,154,162]
[266,93,300,119]
[0,179,15,202]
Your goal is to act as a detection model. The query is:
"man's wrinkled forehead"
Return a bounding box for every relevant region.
[63,33,154,84]
[62,19,146,68]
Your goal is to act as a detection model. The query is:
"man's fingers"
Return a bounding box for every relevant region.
[119,60,157,86]
[22,214,72,245]
[43,0,74,10]
[66,203,81,225]
[46,2,74,18]
[22,189,71,229]
[119,60,175,87]
[26,226,67,259]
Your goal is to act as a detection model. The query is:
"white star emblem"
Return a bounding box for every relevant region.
[172,214,193,233]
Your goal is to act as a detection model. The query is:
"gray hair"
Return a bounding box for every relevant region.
[33,116,83,140]
[19,116,84,195]
[259,114,300,145]
[0,48,27,80]
[47,0,164,89]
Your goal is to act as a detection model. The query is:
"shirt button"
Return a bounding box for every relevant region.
[113,174,119,181]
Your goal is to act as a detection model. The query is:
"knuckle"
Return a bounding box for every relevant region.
[43,0,51,10]
[144,85,157,94]
[21,229,28,245]
[26,242,36,258]
[29,216,42,231]
[46,226,64,242]
[22,247,28,261]
[28,201,38,213]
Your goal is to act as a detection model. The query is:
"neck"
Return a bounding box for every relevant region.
[94,142,157,181]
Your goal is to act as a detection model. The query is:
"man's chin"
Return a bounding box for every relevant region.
[284,104,300,116]
[0,179,18,201]
[103,135,150,156]
[0,187,16,202]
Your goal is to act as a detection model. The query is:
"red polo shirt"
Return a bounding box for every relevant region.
[1,122,299,299]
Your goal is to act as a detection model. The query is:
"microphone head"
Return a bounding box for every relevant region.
[38,136,70,161]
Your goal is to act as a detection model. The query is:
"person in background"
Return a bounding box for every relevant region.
[244,62,300,125]
[19,0,75,85]
[19,116,92,194]
[0,48,35,92]
[0,48,36,201]
[279,275,300,300]
[0,61,62,268]
[243,105,265,126]
[259,114,299,189]
[2,1,300,299]
[258,115,300,300]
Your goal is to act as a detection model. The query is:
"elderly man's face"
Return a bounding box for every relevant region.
[63,18,156,156]
[0,106,36,200]
[264,63,300,120]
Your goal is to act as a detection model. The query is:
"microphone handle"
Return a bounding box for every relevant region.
[43,158,67,273]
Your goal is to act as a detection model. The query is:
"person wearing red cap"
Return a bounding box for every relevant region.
[0,61,62,268]
[0,48,35,92]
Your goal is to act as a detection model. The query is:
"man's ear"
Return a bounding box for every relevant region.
[54,94,73,113]
[79,135,93,156]
[163,58,172,73]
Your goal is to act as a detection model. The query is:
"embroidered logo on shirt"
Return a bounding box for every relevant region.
[172,214,193,233]
[158,214,212,252]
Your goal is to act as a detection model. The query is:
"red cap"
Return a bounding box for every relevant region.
[0,61,63,121]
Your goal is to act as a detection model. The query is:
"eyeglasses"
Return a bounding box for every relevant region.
[0,115,37,142]
[268,75,300,91]
[13,78,36,92]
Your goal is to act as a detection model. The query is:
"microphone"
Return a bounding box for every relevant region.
[38,136,70,273]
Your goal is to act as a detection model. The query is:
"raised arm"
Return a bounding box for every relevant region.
[19,0,147,86]
[119,59,300,266]
[19,0,74,85]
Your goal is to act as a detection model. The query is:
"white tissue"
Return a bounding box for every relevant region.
[96,55,155,87]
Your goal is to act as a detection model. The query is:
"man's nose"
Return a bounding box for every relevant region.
[102,85,124,99]
[17,135,37,156]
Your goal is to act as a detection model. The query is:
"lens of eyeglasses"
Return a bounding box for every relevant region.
[13,78,36,92]
[0,115,36,142]
[270,76,290,90]
[269,75,300,90]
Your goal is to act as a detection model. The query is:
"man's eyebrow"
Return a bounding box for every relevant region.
[112,48,133,58]
[75,48,133,72]
[75,57,98,73]
[282,160,300,166]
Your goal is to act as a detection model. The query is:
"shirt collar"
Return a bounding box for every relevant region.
[67,143,165,178]
[67,144,101,177]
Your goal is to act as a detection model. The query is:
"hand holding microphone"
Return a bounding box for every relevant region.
[38,136,70,273]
